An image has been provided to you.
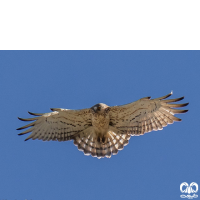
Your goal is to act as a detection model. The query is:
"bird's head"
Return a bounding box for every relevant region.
[91,103,110,114]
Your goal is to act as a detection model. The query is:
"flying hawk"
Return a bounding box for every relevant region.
[17,92,188,159]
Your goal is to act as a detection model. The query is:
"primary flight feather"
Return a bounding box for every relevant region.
[17,92,188,159]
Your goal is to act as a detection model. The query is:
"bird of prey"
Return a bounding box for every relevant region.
[17,92,188,159]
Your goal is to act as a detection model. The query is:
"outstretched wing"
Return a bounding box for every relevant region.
[109,92,188,136]
[17,108,92,141]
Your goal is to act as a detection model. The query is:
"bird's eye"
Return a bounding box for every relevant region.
[93,106,97,111]
[98,107,101,110]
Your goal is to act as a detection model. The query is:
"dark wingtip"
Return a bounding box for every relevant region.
[28,111,43,116]
[18,117,25,121]
[177,109,188,113]
[141,96,151,100]
[17,126,26,130]
[25,138,30,141]
[164,92,173,99]
[184,103,189,107]
[28,111,34,115]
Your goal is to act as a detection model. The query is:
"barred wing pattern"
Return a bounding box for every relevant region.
[17,108,92,141]
[109,92,188,136]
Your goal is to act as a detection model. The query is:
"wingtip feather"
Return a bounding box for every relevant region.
[18,117,38,121]
[154,92,173,100]
[183,103,189,107]
[170,109,189,114]
[167,102,189,108]
[18,117,27,121]
[50,108,62,111]
[141,96,151,100]
[162,96,185,103]
[28,111,43,116]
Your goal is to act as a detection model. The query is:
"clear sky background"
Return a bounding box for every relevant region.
[0,50,199,200]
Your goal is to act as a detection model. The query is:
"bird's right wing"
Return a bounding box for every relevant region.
[109,92,188,136]
[17,108,92,141]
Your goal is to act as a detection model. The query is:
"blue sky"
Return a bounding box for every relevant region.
[0,51,199,200]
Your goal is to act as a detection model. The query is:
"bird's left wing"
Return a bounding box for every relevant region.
[109,92,188,136]
[17,108,92,141]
